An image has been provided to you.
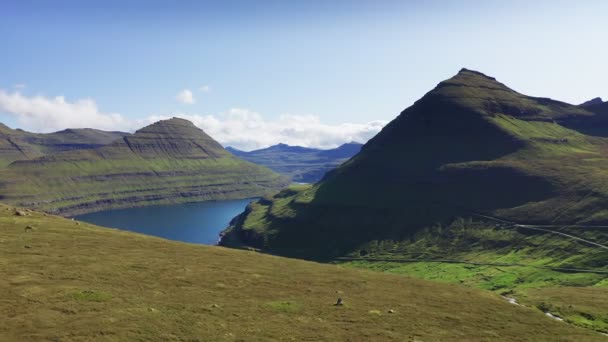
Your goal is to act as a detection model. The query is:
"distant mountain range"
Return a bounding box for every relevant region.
[0,118,287,215]
[226,142,362,183]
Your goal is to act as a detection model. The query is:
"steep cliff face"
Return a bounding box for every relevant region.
[0,118,288,215]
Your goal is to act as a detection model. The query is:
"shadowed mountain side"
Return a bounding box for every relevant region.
[561,99,608,136]
[580,97,604,107]
[0,118,288,215]
[222,69,608,259]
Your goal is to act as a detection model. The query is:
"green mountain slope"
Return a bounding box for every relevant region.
[227,142,362,183]
[0,203,603,341]
[0,118,288,215]
[223,69,608,254]
[220,70,608,334]
[0,123,127,167]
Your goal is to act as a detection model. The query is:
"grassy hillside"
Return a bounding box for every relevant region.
[227,142,362,183]
[338,217,608,333]
[0,203,603,341]
[220,70,608,333]
[0,123,126,167]
[0,118,288,215]
[222,69,608,255]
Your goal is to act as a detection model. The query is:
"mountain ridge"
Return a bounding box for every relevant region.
[0,123,129,166]
[580,97,604,107]
[0,118,288,215]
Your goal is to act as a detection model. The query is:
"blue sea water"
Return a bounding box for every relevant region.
[74,199,254,245]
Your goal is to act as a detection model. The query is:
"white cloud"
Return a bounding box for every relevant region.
[0,90,129,132]
[199,85,211,93]
[14,84,26,89]
[145,109,387,151]
[175,89,195,104]
[0,90,386,150]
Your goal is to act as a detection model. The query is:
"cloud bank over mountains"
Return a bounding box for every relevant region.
[0,90,128,132]
[0,89,386,151]
[147,109,386,151]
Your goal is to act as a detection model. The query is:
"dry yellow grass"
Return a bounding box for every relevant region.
[0,203,603,341]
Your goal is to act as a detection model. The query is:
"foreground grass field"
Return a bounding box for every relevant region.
[343,260,608,334]
[0,204,604,341]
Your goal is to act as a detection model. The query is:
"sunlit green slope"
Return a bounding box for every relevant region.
[0,118,288,215]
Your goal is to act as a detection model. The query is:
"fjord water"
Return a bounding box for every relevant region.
[74,199,254,245]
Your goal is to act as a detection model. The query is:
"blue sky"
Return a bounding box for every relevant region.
[1,0,607,149]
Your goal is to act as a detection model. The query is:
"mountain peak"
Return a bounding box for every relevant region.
[438,68,506,91]
[167,117,195,124]
[134,118,203,135]
[457,68,497,81]
[419,68,590,121]
[142,117,196,129]
[580,97,604,107]
[427,69,516,106]
[123,118,227,159]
